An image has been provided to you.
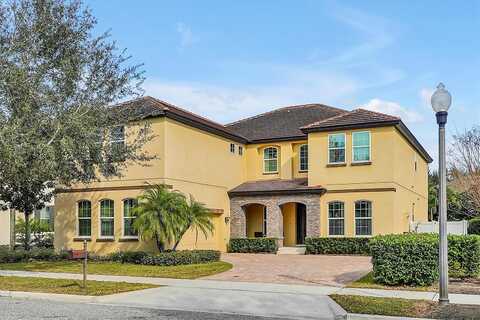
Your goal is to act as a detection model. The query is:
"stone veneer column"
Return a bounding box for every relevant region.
[305,196,321,237]
[265,202,283,247]
[230,200,246,238]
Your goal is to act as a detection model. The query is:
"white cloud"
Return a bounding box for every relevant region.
[176,22,197,49]
[362,98,424,123]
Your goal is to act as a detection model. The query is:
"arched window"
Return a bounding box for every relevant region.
[77,200,91,237]
[263,147,278,173]
[355,200,372,236]
[299,144,308,171]
[100,199,115,238]
[328,201,344,236]
[123,199,138,237]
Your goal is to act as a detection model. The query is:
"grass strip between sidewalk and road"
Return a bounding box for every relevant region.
[0,276,157,296]
[0,261,233,279]
[330,294,480,319]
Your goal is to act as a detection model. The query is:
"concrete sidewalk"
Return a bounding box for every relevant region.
[0,270,478,306]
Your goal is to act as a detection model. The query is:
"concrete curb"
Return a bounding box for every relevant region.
[0,290,98,303]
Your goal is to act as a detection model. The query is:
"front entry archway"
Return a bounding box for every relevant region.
[281,202,307,246]
[296,203,307,245]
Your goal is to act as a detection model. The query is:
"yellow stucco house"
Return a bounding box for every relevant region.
[54,96,431,254]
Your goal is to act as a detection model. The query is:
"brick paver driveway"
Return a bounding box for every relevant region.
[203,253,372,287]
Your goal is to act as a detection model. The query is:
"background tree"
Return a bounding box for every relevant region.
[133,185,186,252]
[449,127,480,219]
[0,0,152,249]
[172,195,214,251]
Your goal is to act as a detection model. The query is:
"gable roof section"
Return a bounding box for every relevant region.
[113,96,248,143]
[226,103,347,143]
[228,178,325,197]
[301,109,432,163]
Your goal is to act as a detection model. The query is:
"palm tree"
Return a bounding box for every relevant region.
[172,195,214,251]
[133,184,186,252]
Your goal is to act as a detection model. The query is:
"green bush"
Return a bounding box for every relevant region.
[140,250,221,266]
[228,238,278,253]
[108,251,150,264]
[305,237,370,255]
[468,218,480,235]
[0,247,68,263]
[370,234,480,286]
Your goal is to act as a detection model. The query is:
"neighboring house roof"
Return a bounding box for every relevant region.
[227,178,325,197]
[225,104,346,143]
[113,96,248,143]
[113,96,432,162]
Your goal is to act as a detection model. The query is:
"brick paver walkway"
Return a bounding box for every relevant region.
[203,253,372,287]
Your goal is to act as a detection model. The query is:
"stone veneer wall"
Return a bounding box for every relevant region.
[229,194,321,247]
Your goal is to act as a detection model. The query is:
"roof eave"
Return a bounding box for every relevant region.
[300,120,400,133]
[228,188,326,198]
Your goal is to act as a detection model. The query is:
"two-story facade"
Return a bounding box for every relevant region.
[54,96,431,254]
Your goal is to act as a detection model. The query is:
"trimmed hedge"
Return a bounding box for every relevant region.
[468,218,480,235]
[305,237,370,255]
[108,250,221,266]
[0,248,69,263]
[228,238,278,253]
[370,234,480,286]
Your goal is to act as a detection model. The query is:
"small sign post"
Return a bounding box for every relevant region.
[82,240,87,289]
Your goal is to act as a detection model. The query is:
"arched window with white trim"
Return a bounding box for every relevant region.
[328,201,344,236]
[100,199,115,238]
[355,200,372,236]
[263,147,278,173]
[77,200,91,237]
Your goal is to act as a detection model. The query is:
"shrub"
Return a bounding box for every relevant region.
[0,247,68,263]
[140,250,221,266]
[108,251,150,264]
[305,237,370,255]
[370,233,480,286]
[228,238,278,253]
[468,218,480,235]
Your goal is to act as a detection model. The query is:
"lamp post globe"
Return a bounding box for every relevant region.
[431,82,450,305]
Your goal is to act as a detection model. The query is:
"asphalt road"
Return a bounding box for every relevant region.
[0,297,292,320]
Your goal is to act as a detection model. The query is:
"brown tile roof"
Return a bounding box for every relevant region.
[301,108,400,131]
[228,178,325,197]
[226,103,347,142]
[113,96,248,143]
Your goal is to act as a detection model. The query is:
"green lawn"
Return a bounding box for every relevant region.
[0,261,232,279]
[331,294,480,319]
[348,272,434,292]
[0,276,157,296]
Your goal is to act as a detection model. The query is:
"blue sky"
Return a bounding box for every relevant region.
[84,0,480,165]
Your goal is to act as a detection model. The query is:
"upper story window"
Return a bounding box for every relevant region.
[110,126,125,162]
[263,147,278,173]
[352,131,371,162]
[299,144,308,171]
[238,146,243,156]
[230,143,235,153]
[77,200,91,237]
[328,201,345,236]
[328,133,346,163]
[100,199,115,238]
[355,200,372,236]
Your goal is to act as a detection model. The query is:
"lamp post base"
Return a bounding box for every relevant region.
[438,297,450,305]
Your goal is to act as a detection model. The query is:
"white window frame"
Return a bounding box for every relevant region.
[76,200,92,238]
[238,146,243,156]
[328,133,346,164]
[230,143,235,153]
[328,201,345,237]
[299,144,308,172]
[352,131,371,163]
[263,146,279,174]
[99,199,115,239]
[122,198,138,239]
[354,200,373,237]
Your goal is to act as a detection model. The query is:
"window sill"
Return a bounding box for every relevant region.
[96,238,115,242]
[326,163,347,168]
[73,237,91,242]
[263,171,279,175]
[119,237,139,242]
[351,161,372,166]
[298,170,308,173]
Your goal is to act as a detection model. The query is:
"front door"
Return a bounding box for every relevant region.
[296,203,307,245]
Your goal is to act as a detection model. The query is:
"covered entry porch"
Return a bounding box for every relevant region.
[228,179,324,247]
